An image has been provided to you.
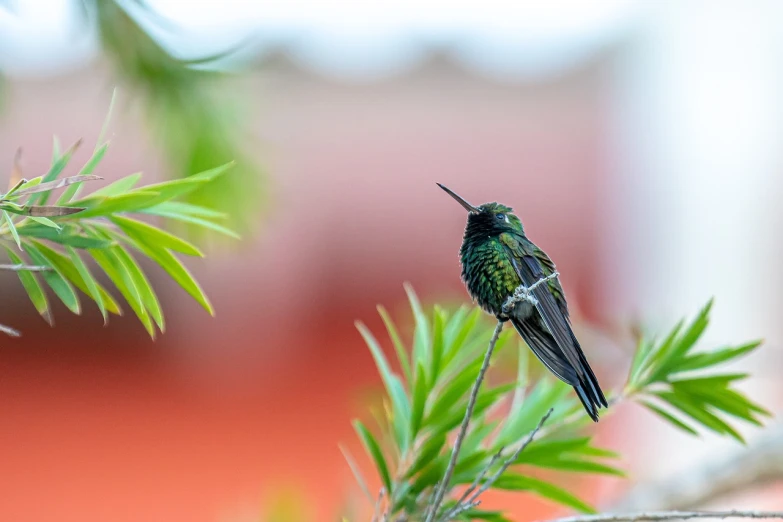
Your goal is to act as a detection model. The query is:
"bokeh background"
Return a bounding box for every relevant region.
[1,1,782,520]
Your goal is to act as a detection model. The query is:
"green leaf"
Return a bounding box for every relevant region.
[459,510,512,522]
[410,361,427,439]
[110,243,164,332]
[89,246,154,337]
[523,457,625,476]
[515,438,592,463]
[628,335,655,385]
[657,391,744,443]
[28,217,61,229]
[2,210,22,250]
[111,215,203,256]
[339,444,373,503]
[24,242,80,314]
[33,138,82,205]
[425,358,483,428]
[356,322,411,451]
[134,162,234,203]
[145,210,240,239]
[88,173,143,198]
[650,300,713,382]
[29,241,116,323]
[405,433,446,478]
[641,400,700,435]
[125,237,213,315]
[496,378,571,447]
[67,246,120,321]
[460,418,500,462]
[494,474,595,513]
[676,341,761,373]
[69,191,161,218]
[144,201,228,220]
[430,306,445,385]
[78,143,108,177]
[377,305,412,384]
[354,420,392,494]
[436,384,514,436]
[405,283,430,371]
[443,307,482,369]
[15,222,113,249]
[3,247,52,325]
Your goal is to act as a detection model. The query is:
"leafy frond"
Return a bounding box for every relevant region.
[349,286,621,519]
[625,300,768,442]
[0,130,237,338]
[347,288,769,520]
[87,0,265,238]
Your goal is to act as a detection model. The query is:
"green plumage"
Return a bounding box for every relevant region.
[438,186,608,421]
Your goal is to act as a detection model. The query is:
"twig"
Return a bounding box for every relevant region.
[544,510,783,522]
[503,271,559,311]
[0,264,51,272]
[441,409,554,521]
[451,446,505,511]
[372,487,385,522]
[423,320,505,522]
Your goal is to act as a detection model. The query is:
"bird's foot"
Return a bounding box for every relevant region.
[502,272,560,313]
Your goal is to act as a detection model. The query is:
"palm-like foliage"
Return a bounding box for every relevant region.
[349,285,769,521]
[0,132,236,338]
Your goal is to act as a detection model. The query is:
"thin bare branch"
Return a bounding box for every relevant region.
[372,487,385,522]
[452,446,505,510]
[0,264,51,272]
[545,510,783,522]
[441,409,554,521]
[424,320,505,522]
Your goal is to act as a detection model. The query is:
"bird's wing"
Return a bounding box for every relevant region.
[499,233,584,377]
[530,244,570,320]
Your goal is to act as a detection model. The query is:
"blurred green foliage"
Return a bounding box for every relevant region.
[0,0,265,240]
[0,128,237,338]
[350,286,768,521]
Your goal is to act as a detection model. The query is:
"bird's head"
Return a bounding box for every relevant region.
[437,183,524,236]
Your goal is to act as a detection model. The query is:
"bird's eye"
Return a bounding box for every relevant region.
[496,214,505,221]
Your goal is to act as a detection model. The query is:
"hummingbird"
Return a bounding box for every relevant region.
[437,183,607,421]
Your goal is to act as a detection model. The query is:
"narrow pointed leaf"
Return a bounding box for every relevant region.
[110,244,164,332]
[24,242,80,314]
[404,283,430,369]
[377,305,412,384]
[410,361,427,439]
[66,246,112,322]
[353,420,392,494]
[2,210,22,249]
[4,247,52,325]
[339,444,374,503]
[89,246,154,337]
[88,173,143,198]
[356,322,410,450]
[29,241,112,322]
[111,215,202,256]
[33,138,82,205]
[494,474,595,513]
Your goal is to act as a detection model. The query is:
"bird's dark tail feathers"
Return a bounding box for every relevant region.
[510,317,608,422]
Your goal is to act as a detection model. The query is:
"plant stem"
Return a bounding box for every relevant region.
[424,320,504,522]
[546,510,783,522]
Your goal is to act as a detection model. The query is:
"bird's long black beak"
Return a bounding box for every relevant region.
[437,183,479,213]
